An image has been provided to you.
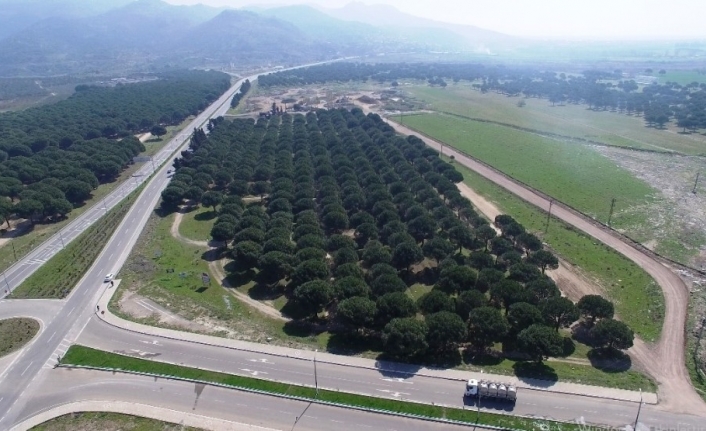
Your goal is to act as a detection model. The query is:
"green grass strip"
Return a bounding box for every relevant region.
[12,184,145,299]
[62,345,581,431]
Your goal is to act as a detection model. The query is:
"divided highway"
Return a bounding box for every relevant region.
[1,59,703,430]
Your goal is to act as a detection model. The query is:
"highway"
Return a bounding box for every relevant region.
[72,316,703,429]
[14,368,491,431]
[0,67,263,428]
[0,58,703,430]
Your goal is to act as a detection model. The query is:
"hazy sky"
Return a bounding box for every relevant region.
[163,0,706,40]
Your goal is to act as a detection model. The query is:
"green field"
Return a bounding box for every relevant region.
[11,186,140,299]
[403,113,656,225]
[448,159,663,342]
[0,318,39,356]
[178,206,217,242]
[30,412,204,431]
[659,70,706,85]
[61,345,582,431]
[112,209,330,351]
[407,85,706,155]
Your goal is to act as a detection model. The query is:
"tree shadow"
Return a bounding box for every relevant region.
[560,337,576,357]
[463,348,505,367]
[281,319,324,338]
[587,348,632,373]
[327,331,381,355]
[571,321,598,347]
[280,300,310,320]
[195,210,217,221]
[512,361,558,386]
[463,396,515,412]
[248,282,284,302]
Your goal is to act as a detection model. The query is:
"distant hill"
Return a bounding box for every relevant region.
[0,0,133,40]
[318,1,518,50]
[0,0,332,76]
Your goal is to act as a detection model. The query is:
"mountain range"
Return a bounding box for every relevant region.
[0,0,518,76]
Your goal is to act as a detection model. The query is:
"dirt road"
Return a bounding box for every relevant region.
[170,210,288,322]
[386,118,705,414]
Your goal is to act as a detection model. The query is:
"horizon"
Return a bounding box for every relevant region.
[162,0,706,41]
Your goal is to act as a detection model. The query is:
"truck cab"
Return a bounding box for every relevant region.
[464,379,479,397]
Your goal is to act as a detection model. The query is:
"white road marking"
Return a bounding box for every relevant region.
[47,331,57,342]
[68,306,76,315]
[20,362,34,376]
[240,368,268,377]
[380,378,413,384]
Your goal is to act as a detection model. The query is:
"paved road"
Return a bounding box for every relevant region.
[0,59,342,429]
[14,368,486,431]
[0,70,251,428]
[75,317,703,429]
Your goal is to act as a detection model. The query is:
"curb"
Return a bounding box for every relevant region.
[57,364,540,431]
[96,277,654,405]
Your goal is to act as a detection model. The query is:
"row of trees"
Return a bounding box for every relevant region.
[163,108,634,365]
[230,79,252,109]
[0,70,231,224]
[258,62,706,132]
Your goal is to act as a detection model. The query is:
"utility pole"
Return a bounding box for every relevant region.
[633,389,643,431]
[11,242,17,261]
[2,271,10,292]
[102,199,108,215]
[150,156,157,173]
[693,172,700,194]
[545,199,554,234]
[607,197,617,227]
[59,231,65,249]
[313,349,319,397]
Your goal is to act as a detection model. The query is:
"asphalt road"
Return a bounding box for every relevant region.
[15,368,492,431]
[75,317,704,429]
[1,59,703,429]
[0,70,256,427]
[0,59,344,429]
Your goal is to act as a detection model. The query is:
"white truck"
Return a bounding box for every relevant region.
[464,379,517,403]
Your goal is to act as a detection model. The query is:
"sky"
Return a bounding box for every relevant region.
[163,0,706,40]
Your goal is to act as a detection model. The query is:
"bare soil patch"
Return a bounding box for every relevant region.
[595,146,706,268]
[0,317,39,357]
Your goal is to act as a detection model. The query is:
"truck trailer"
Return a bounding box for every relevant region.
[464,379,517,403]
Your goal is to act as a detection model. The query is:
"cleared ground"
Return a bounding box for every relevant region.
[29,412,204,431]
[0,317,39,357]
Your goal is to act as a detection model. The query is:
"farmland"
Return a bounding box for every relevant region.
[401,113,656,225]
[406,85,706,155]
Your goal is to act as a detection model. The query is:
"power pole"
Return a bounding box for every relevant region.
[313,349,319,397]
[607,197,617,227]
[693,172,700,194]
[633,389,643,431]
[545,199,554,234]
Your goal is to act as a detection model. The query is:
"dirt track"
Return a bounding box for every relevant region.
[386,118,705,414]
[170,211,288,322]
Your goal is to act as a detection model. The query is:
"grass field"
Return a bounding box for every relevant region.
[61,345,582,431]
[659,70,706,85]
[449,159,663,342]
[403,113,656,226]
[11,186,141,299]
[407,85,706,155]
[178,206,217,242]
[0,318,39,357]
[29,412,204,431]
[112,209,329,351]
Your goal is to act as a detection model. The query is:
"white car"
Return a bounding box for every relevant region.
[104,273,114,283]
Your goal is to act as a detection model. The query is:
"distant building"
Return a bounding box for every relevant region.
[635,75,658,85]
